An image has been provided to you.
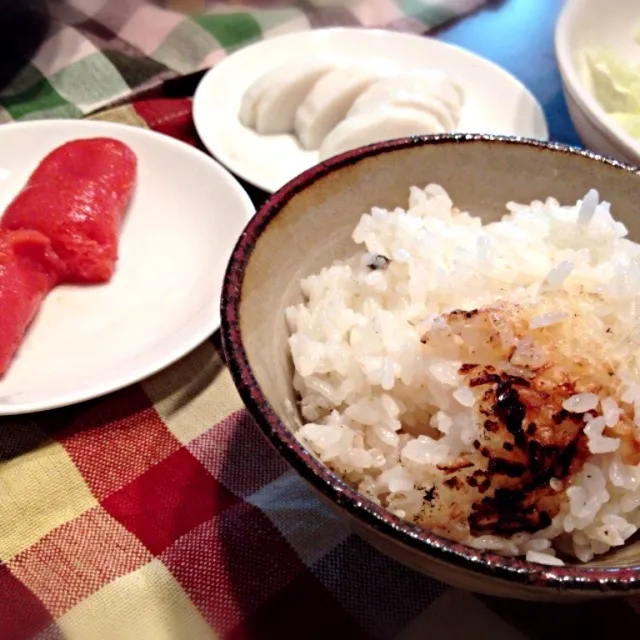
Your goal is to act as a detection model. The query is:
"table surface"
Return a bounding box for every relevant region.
[7,3,640,640]
[215,4,640,635]
[439,0,580,144]
[204,0,640,633]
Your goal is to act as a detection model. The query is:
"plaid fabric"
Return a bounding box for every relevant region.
[0,98,639,638]
[0,0,485,123]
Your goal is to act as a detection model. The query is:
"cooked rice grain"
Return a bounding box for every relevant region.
[287,185,640,563]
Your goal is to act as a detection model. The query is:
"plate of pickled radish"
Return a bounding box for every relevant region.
[193,27,549,193]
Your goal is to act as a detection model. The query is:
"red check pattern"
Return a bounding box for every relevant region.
[1,101,640,640]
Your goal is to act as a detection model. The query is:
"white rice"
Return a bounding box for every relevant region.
[525,550,565,566]
[563,393,600,414]
[286,184,640,564]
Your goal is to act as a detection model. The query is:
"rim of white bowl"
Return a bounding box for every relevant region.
[555,0,640,165]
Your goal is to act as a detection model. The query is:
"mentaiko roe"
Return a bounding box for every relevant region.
[1,138,137,283]
[0,230,66,375]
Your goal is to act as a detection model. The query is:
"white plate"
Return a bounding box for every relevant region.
[556,0,640,165]
[193,27,549,193]
[0,120,254,415]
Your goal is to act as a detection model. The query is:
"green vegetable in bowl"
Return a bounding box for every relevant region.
[585,49,640,112]
[611,112,640,137]
[584,36,640,139]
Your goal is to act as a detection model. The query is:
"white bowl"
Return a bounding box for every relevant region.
[555,0,640,165]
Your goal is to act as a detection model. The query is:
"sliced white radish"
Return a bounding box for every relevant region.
[357,71,464,119]
[255,60,338,134]
[349,84,460,131]
[239,71,271,129]
[294,66,383,150]
[319,105,446,160]
[239,57,336,132]
[406,69,465,107]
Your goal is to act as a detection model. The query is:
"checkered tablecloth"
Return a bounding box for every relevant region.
[3,2,640,639]
[0,0,486,123]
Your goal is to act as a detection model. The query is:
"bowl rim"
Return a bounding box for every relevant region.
[554,0,640,165]
[221,133,640,592]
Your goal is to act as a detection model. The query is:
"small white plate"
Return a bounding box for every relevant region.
[193,27,549,193]
[0,119,254,415]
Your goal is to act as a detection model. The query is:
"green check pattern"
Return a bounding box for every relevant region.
[0,0,484,123]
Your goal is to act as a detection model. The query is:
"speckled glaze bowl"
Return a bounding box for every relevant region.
[221,135,640,601]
